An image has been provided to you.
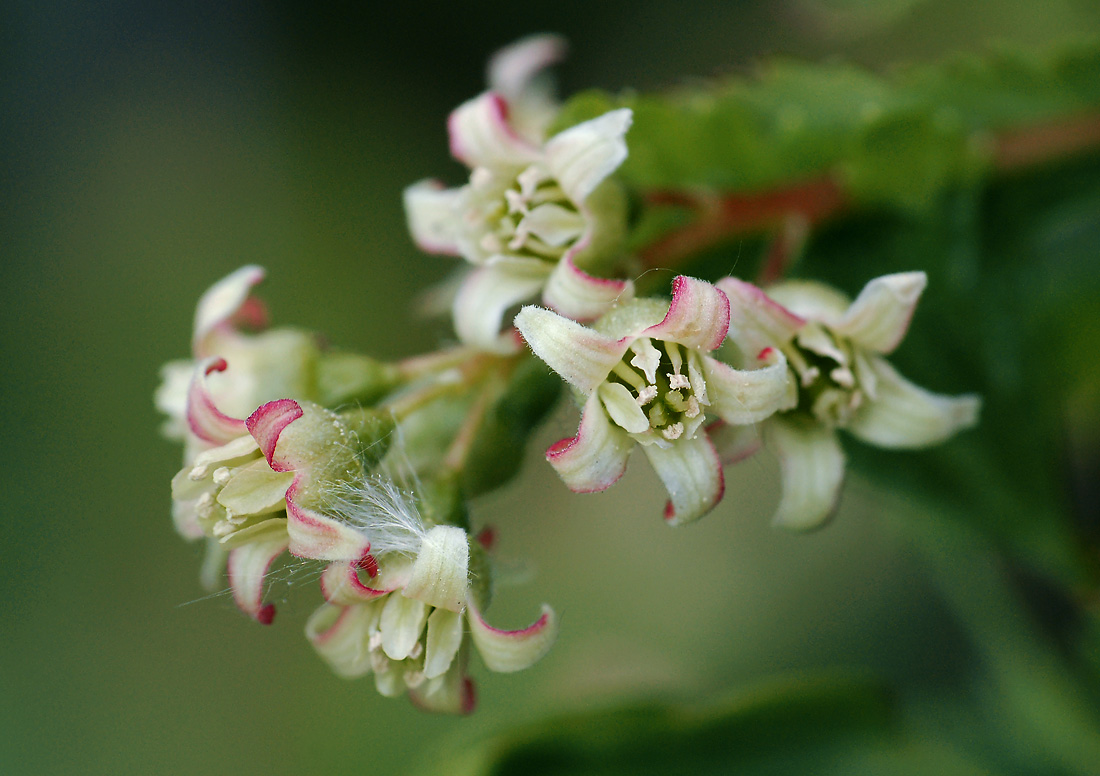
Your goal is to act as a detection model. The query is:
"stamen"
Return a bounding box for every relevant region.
[662,422,684,440]
[831,366,855,388]
[212,466,233,486]
[470,167,493,188]
[504,189,527,215]
[665,342,684,376]
[667,373,690,390]
[636,385,658,405]
[684,396,701,418]
[665,390,688,413]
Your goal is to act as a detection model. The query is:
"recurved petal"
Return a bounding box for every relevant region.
[766,417,846,531]
[847,356,981,448]
[404,180,464,256]
[544,109,632,203]
[542,255,633,322]
[515,305,628,392]
[403,525,470,613]
[643,276,730,352]
[833,272,927,354]
[193,265,266,356]
[487,33,567,103]
[546,394,635,492]
[467,600,557,673]
[186,358,247,445]
[226,533,290,624]
[716,277,805,356]
[641,433,725,525]
[320,560,402,605]
[454,262,549,354]
[285,493,372,561]
[305,602,380,679]
[704,349,796,424]
[448,92,540,169]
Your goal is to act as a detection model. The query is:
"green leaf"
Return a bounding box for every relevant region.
[552,40,1100,210]
[430,674,993,776]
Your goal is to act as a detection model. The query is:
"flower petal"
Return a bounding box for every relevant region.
[408,653,476,715]
[641,434,725,525]
[424,607,465,679]
[284,494,372,561]
[453,263,549,354]
[487,33,567,105]
[515,306,628,393]
[833,272,927,354]
[847,356,981,448]
[192,265,266,356]
[766,418,846,531]
[245,398,304,469]
[226,533,289,624]
[706,420,762,465]
[320,560,403,605]
[403,180,464,255]
[717,277,805,356]
[546,394,635,492]
[704,350,796,424]
[543,109,632,203]
[305,602,379,679]
[403,525,470,613]
[185,358,248,444]
[542,255,633,322]
[643,276,730,352]
[448,92,539,169]
[380,594,429,661]
[520,202,586,246]
[467,600,557,673]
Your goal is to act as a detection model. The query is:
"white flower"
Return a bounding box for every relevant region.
[718,272,982,530]
[405,63,634,353]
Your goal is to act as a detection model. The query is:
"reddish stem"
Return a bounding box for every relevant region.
[639,112,1100,273]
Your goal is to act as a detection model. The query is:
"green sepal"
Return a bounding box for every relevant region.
[317,351,403,408]
[339,406,398,470]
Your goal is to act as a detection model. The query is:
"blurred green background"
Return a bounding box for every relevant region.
[3,2,1099,774]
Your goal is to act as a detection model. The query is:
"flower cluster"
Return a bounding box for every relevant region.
[159,268,558,713]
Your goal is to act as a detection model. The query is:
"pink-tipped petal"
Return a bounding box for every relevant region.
[380,593,429,661]
[847,356,981,448]
[403,180,464,256]
[834,272,927,354]
[766,418,846,531]
[319,560,401,605]
[546,395,635,492]
[640,434,725,525]
[403,525,470,613]
[285,492,372,561]
[717,277,806,356]
[543,109,633,203]
[704,350,796,424]
[515,306,628,393]
[192,265,266,356]
[542,254,633,321]
[487,33,567,102]
[448,92,539,169]
[706,420,762,465]
[226,533,289,624]
[186,358,247,444]
[245,399,304,471]
[453,262,549,354]
[467,600,558,673]
[305,602,379,679]
[643,276,730,352]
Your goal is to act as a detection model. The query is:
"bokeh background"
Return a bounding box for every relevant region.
[3,1,1099,774]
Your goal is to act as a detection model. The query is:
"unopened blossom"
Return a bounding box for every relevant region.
[171,363,392,622]
[306,477,557,714]
[718,272,981,530]
[516,276,795,524]
[405,57,634,353]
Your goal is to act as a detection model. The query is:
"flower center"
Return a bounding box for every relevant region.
[470,164,584,261]
[780,324,863,426]
[606,338,709,442]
